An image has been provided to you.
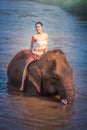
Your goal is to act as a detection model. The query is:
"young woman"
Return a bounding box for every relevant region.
[20,22,48,91]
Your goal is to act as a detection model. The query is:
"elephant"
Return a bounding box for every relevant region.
[7,49,75,104]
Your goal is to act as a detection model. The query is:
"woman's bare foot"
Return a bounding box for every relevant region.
[61,99,68,105]
[19,86,24,91]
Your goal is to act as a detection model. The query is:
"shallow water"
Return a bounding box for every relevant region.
[0,0,87,130]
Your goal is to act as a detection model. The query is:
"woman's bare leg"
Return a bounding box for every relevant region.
[19,64,28,91]
[19,54,41,91]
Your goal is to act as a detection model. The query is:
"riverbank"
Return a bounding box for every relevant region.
[30,0,87,17]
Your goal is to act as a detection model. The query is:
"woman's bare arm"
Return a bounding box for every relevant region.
[44,34,48,52]
[29,36,35,54]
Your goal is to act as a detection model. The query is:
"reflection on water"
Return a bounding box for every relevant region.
[0,94,75,130]
[0,0,87,129]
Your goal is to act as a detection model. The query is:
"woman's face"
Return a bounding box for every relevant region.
[35,24,42,33]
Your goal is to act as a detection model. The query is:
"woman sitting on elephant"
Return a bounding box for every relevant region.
[19,21,67,105]
[20,22,48,91]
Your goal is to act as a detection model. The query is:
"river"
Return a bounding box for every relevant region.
[0,0,87,130]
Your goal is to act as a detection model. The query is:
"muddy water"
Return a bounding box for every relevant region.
[0,0,87,129]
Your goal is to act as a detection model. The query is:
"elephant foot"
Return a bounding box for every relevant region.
[61,99,68,105]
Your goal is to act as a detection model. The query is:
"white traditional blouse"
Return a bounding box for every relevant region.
[32,40,47,55]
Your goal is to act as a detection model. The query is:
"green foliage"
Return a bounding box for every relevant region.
[30,0,87,16]
[60,0,87,15]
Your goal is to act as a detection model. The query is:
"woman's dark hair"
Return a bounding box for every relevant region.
[35,22,43,27]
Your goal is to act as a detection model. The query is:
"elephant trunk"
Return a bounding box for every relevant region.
[64,76,75,103]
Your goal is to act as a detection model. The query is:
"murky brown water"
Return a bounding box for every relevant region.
[0,0,87,129]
